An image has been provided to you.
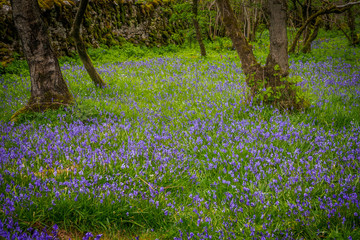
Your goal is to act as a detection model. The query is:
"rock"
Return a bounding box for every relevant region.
[0,0,185,63]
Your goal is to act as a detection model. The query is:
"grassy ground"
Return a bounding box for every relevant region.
[0,31,359,239]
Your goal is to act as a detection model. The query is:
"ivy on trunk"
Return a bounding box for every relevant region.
[216,0,308,111]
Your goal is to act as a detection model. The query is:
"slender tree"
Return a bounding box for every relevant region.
[70,0,106,88]
[289,1,360,53]
[346,6,360,46]
[242,0,264,42]
[10,0,73,120]
[301,16,321,53]
[216,0,306,110]
[193,0,207,56]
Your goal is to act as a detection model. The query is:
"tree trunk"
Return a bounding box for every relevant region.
[216,0,306,111]
[249,0,262,42]
[346,7,360,46]
[70,0,106,88]
[244,5,250,38]
[266,0,289,76]
[302,0,312,45]
[301,17,321,53]
[192,0,207,56]
[324,14,331,30]
[215,0,259,77]
[10,0,73,119]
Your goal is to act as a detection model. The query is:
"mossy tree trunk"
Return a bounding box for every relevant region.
[301,17,321,53]
[70,0,106,88]
[192,0,206,57]
[301,0,312,44]
[10,0,73,119]
[215,0,259,77]
[346,7,360,46]
[216,0,305,111]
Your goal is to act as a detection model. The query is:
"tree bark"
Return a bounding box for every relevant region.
[10,0,73,118]
[249,0,263,42]
[70,0,106,88]
[216,0,305,110]
[346,7,360,46]
[266,0,289,76]
[301,17,321,53]
[192,0,207,56]
[215,0,260,77]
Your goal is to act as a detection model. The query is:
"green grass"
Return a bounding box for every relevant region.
[0,30,360,239]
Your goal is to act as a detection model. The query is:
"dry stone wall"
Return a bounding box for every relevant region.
[0,0,184,65]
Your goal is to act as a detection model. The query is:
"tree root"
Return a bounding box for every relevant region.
[10,102,72,122]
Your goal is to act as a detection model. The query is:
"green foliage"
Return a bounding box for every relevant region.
[13,107,68,126]
[0,53,28,75]
[169,0,217,45]
[207,37,234,52]
[72,100,101,123]
[250,74,311,111]
[9,100,101,126]
[291,29,360,64]
[169,2,193,44]
[289,75,312,104]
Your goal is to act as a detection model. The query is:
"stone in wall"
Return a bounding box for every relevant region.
[0,0,183,65]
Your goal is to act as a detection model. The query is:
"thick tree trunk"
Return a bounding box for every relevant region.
[193,0,206,57]
[266,0,289,76]
[10,0,73,118]
[216,0,305,111]
[70,0,106,88]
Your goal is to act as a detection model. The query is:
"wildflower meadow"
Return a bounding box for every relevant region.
[0,34,360,239]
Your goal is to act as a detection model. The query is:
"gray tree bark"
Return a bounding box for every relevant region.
[10,0,73,119]
[266,0,289,75]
